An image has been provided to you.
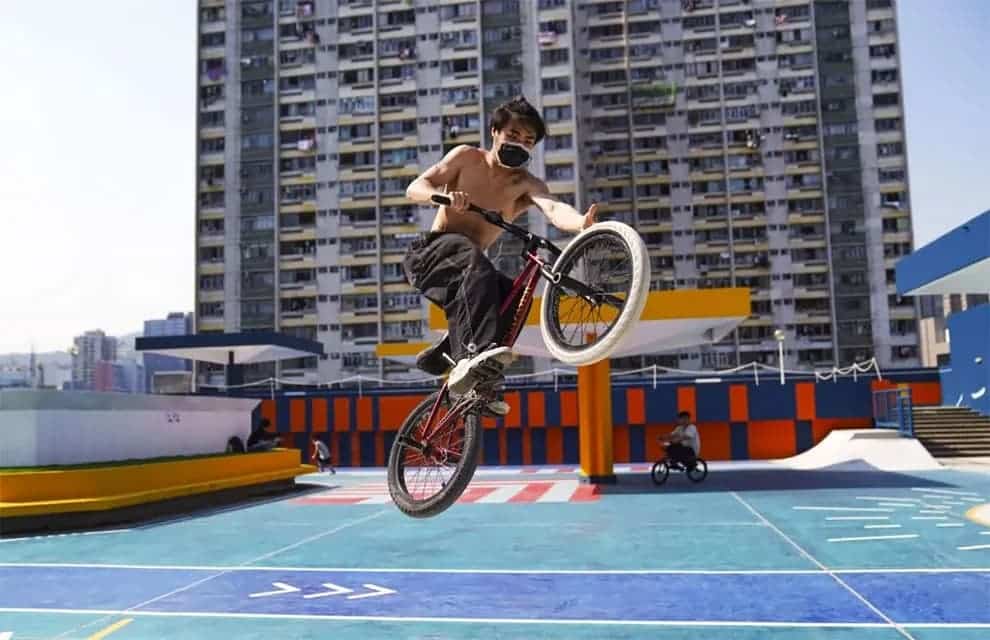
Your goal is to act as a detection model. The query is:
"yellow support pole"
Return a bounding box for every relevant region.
[577,354,616,484]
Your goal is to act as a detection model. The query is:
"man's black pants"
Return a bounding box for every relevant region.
[667,443,696,466]
[403,232,515,362]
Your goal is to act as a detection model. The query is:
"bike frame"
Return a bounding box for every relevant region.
[415,196,624,450]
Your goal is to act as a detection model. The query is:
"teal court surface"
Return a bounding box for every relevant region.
[2,462,990,639]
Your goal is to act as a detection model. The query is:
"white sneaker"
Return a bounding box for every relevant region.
[484,399,511,416]
[447,346,513,396]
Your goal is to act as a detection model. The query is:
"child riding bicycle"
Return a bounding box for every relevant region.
[662,411,702,469]
[402,96,598,415]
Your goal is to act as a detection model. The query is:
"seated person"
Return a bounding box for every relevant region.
[662,411,701,468]
[247,418,280,452]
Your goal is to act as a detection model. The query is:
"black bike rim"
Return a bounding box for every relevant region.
[546,230,634,352]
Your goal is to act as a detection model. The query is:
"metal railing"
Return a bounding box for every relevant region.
[872,388,914,437]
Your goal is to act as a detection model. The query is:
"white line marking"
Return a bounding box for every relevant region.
[536,480,579,503]
[3,562,989,576]
[982,531,990,536]
[911,488,980,497]
[958,544,990,551]
[732,493,917,640]
[6,607,990,628]
[50,510,389,639]
[878,503,916,508]
[794,507,894,512]
[912,517,948,520]
[960,497,985,503]
[942,502,966,506]
[357,495,392,505]
[827,516,890,521]
[828,535,920,543]
[249,582,300,598]
[935,523,965,528]
[855,497,921,503]
[864,525,902,529]
[919,510,949,515]
[476,485,525,503]
[0,529,132,543]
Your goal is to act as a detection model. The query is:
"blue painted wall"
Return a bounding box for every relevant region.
[943,304,990,416]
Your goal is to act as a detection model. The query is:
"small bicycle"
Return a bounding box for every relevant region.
[386,195,651,518]
[651,445,709,486]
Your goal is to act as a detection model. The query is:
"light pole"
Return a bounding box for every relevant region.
[774,329,786,385]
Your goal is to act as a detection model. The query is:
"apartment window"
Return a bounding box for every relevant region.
[442,87,478,104]
[279,102,315,118]
[339,150,376,168]
[379,64,416,82]
[342,323,379,341]
[685,61,719,78]
[200,32,225,48]
[545,134,573,152]
[540,48,570,66]
[199,302,224,317]
[440,3,476,19]
[241,26,274,43]
[280,48,315,66]
[542,76,571,95]
[544,106,572,122]
[242,79,274,98]
[877,142,904,157]
[339,123,373,140]
[381,147,418,166]
[538,0,565,8]
[589,24,623,38]
[870,44,897,59]
[873,92,900,108]
[683,15,715,29]
[824,122,857,137]
[338,96,375,115]
[241,242,273,261]
[340,179,377,196]
[440,29,478,49]
[628,20,659,35]
[199,275,224,290]
[484,0,520,14]
[442,58,479,74]
[338,42,374,59]
[343,265,377,282]
[629,44,660,58]
[545,164,574,181]
[381,9,415,26]
[241,133,274,151]
[878,167,905,183]
[340,68,374,85]
[339,15,373,32]
[381,92,418,109]
[241,216,274,232]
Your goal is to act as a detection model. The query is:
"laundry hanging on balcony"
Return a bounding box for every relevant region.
[631,81,678,110]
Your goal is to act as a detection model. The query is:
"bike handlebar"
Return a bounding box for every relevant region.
[430,194,558,256]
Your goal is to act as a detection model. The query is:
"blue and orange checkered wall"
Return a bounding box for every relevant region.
[250,373,941,467]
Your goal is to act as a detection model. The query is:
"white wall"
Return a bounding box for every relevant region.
[0,390,259,467]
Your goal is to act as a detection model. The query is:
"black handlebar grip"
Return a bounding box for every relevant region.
[431,193,452,206]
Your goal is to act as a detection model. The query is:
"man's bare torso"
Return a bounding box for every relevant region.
[431,147,533,250]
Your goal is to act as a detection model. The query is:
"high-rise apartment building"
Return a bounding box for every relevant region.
[195,0,918,384]
[71,330,117,391]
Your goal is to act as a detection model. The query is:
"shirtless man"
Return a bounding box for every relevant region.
[403,96,598,414]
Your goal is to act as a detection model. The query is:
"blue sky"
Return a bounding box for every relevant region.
[0,1,987,354]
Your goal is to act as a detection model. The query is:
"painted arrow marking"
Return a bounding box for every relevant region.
[248,582,301,598]
[303,582,354,599]
[347,583,397,600]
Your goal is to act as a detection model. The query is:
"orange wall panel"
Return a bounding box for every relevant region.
[290,399,306,433]
[356,397,373,431]
[698,422,731,461]
[504,391,521,428]
[677,386,696,418]
[560,390,578,426]
[527,391,545,428]
[729,385,749,422]
[910,382,941,406]
[311,399,328,433]
[613,425,630,463]
[334,398,350,431]
[795,383,816,421]
[747,420,796,459]
[378,396,424,431]
[260,400,276,429]
[546,427,563,464]
[626,388,645,424]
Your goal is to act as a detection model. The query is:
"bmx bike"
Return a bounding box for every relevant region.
[386,194,651,518]
[650,446,709,486]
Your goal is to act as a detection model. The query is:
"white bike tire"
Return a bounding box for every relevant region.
[539,221,651,366]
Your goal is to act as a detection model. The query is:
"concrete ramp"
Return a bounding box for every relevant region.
[772,429,942,472]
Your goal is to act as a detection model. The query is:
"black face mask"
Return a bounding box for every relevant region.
[496,142,531,169]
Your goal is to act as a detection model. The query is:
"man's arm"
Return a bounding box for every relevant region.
[406,144,473,210]
[524,179,597,233]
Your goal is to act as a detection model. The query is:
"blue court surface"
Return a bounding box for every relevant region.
[2,463,990,639]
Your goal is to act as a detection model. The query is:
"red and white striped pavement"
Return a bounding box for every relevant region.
[294,479,600,506]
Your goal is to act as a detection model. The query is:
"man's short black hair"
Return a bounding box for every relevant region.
[678,411,691,419]
[491,95,546,143]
